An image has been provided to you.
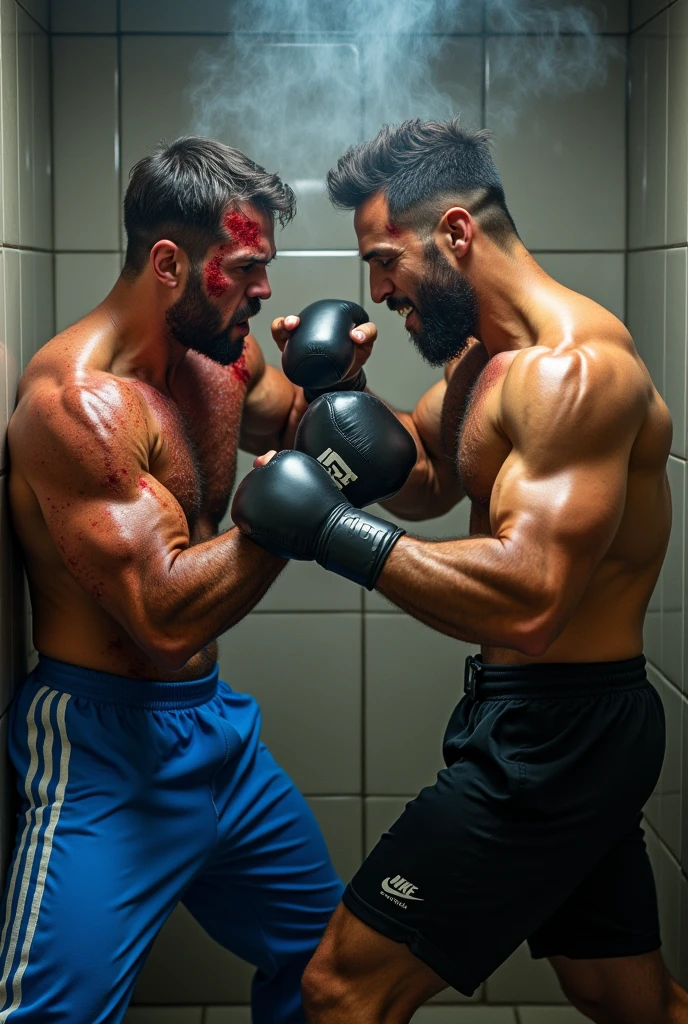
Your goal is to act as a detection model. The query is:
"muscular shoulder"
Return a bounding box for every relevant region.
[499,340,649,460]
[9,370,152,478]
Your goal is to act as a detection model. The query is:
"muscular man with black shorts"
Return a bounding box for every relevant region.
[0,137,381,1023]
[233,118,688,1023]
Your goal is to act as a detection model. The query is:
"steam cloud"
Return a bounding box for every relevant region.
[189,0,619,195]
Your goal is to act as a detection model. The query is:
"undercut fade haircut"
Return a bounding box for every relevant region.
[123,136,296,277]
[327,117,519,250]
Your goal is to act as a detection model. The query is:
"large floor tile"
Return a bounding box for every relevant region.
[55,253,121,332]
[667,0,688,244]
[365,616,476,794]
[629,15,669,250]
[664,248,687,458]
[1,0,19,246]
[132,904,253,1005]
[205,1011,251,1024]
[486,35,626,251]
[53,36,120,251]
[124,1010,202,1024]
[218,613,362,794]
[486,943,566,1003]
[306,796,362,883]
[518,1009,589,1024]
[411,1009,516,1023]
[535,252,625,322]
[52,0,117,32]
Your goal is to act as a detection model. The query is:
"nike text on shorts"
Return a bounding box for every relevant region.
[344,656,664,996]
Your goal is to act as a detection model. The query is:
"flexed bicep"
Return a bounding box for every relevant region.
[16,378,191,635]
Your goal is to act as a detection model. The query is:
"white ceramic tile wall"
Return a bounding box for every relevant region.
[630,0,688,995]
[52,0,117,33]
[0,11,53,988]
[486,35,626,251]
[488,0,628,32]
[667,0,688,245]
[52,36,120,251]
[632,0,674,31]
[42,3,684,1016]
[629,13,668,251]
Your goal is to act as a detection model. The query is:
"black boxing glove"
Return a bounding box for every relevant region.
[231,450,404,590]
[294,391,417,507]
[281,299,369,402]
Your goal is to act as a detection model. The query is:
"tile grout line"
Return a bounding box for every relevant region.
[631,0,679,35]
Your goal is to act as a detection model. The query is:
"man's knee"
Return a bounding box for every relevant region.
[301,953,359,1022]
[560,978,670,1024]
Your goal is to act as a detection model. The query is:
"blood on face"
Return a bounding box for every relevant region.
[203,210,262,298]
[230,351,250,385]
[385,221,402,238]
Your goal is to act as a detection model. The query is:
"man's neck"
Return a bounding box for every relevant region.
[102,276,185,388]
[472,242,558,359]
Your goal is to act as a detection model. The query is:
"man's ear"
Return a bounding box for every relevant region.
[150,240,187,289]
[441,207,473,260]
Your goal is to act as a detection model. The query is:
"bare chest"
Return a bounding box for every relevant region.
[443,353,514,520]
[132,353,249,533]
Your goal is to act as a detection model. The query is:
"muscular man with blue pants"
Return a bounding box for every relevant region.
[0,138,387,1022]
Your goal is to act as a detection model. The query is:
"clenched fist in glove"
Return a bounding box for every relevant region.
[231,451,404,591]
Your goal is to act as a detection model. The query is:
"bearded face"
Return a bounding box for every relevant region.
[165,260,260,366]
[389,240,479,367]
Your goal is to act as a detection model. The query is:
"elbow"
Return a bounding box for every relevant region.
[506,602,563,658]
[135,625,197,674]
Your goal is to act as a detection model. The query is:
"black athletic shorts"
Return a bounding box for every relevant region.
[344,655,665,996]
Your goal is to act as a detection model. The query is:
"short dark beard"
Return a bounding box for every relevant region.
[165,261,260,366]
[407,241,479,367]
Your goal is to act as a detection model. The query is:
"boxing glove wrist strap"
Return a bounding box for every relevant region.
[304,369,367,404]
[315,505,404,590]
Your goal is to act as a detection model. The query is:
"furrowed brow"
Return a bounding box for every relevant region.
[361,246,395,262]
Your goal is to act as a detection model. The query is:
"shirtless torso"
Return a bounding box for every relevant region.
[381,283,672,664]
[8,309,264,680]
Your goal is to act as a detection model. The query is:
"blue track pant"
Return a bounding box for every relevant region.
[0,657,343,1022]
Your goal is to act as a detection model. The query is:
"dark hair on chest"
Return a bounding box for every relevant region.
[123,136,296,275]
